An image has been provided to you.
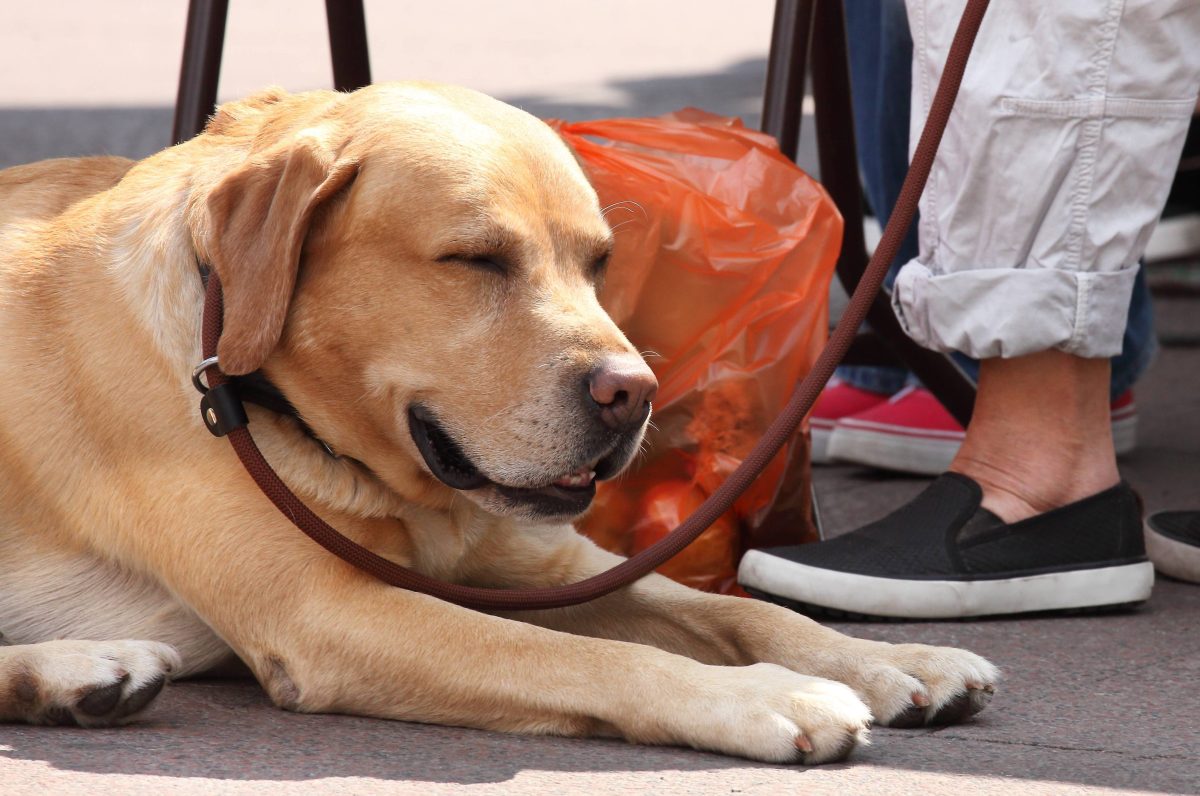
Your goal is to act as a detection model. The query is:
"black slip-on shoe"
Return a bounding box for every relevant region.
[1145,510,1200,584]
[738,473,1155,620]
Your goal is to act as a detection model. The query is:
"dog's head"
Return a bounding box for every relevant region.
[192,83,655,522]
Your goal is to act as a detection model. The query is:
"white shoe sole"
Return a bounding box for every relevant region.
[738,550,1155,619]
[1112,413,1138,457]
[811,423,834,465]
[826,416,1139,475]
[827,425,958,475]
[1145,523,1200,584]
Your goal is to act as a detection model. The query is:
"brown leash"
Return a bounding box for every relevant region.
[194,0,990,611]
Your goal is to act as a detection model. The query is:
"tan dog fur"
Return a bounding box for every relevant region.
[0,83,996,763]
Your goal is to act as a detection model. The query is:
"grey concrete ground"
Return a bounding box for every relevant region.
[2,2,1198,794]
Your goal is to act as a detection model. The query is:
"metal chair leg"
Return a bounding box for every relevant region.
[326,0,372,92]
[173,0,369,146]
[173,0,229,145]
[761,0,815,161]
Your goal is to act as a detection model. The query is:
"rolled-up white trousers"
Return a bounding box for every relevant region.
[893,0,1200,359]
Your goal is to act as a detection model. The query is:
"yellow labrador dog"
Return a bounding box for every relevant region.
[0,83,997,764]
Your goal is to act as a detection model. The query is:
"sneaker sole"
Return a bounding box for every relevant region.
[828,417,1139,475]
[738,550,1155,619]
[743,586,1148,622]
[811,425,834,464]
[1112,413,1138,457]
[1145,522,1200,583]
[827,426,958,475]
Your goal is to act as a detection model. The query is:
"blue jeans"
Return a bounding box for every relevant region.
[837,0,1157,401]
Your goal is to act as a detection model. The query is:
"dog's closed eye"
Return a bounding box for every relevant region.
[436,254,509,276]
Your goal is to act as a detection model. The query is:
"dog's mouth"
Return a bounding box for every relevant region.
[407,405,627,517]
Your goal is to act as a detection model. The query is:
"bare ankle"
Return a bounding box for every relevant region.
[949,351,1120,523]
[950,450,1119,524]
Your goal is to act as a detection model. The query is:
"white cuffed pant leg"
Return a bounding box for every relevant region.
[894,0,1200,359]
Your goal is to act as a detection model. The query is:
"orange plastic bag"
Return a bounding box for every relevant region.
[549,110,842,594]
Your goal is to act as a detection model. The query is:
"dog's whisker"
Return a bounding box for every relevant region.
[601,206,635,219]
[600,199,645,218]
[601,199,647,219]
[608,219,641,234]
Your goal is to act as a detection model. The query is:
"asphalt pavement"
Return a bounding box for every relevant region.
[1,2,1198,793]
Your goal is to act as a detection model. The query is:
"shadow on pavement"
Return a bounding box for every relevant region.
[0,57,824,174]
[0,679,761,784]
[504,56,768,127]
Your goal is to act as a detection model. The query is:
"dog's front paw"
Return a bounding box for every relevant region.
[832,641,999,728]
[661,662,872,765]
[12,639,180,727]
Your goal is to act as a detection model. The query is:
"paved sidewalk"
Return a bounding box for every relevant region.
[2,576,1199,795]
[2,3,1198,793]
[0,571,1196,796]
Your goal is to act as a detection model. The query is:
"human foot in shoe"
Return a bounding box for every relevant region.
[746,352,1154,618]
[1145,510,1200,584]
[947,352,1124,524]
[737,474,1154,619]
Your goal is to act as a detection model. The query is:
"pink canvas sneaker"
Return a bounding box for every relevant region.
[809,378,892,464]
[827,386,1138,476]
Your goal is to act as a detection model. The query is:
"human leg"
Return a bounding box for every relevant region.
[828,0,917,400]
[815,0,924,464]
[742,0,1200,617]
[827,0,1164,473]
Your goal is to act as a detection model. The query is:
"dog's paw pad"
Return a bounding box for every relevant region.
[75,673,130,716]
[884,702,928,729]
[16,639,179,727]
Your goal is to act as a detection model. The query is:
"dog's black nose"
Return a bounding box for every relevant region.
[586,355,657,432]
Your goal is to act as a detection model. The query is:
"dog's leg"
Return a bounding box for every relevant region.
[105,508,874,764]
[468,528,1000,728]
[0,639,180,726]
[0,530,238,678]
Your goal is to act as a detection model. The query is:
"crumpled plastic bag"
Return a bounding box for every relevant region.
[549,109,841,594]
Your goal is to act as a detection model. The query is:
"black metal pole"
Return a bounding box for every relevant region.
[761,0,815,160]
[326,0,372,92]
[172,0,229,145]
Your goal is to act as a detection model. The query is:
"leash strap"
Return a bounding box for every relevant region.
[196,0,991,611]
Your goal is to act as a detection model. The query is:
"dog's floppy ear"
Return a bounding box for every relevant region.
[204,128,358,375]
